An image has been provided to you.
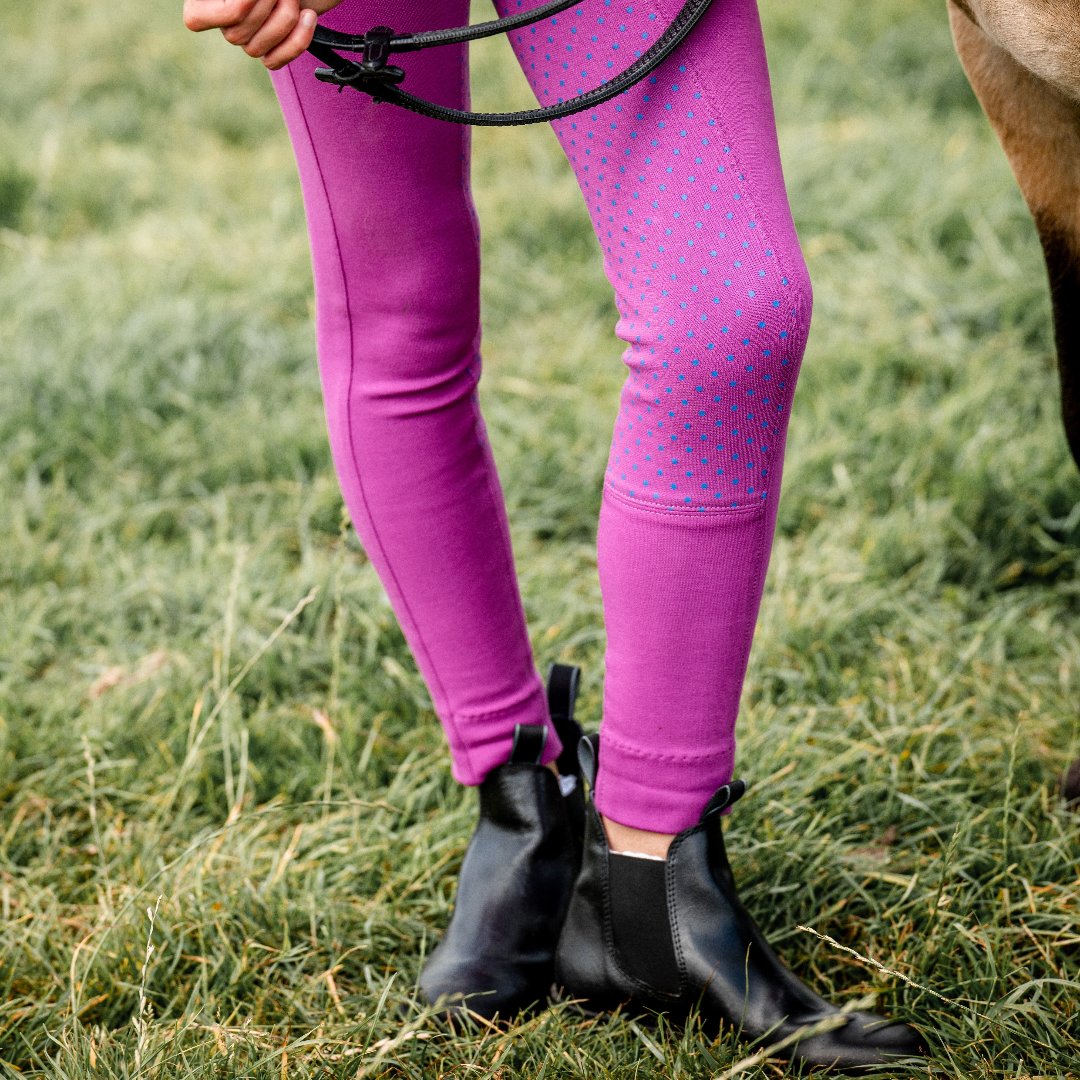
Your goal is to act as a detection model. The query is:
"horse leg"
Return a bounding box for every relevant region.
[948,0,1080,469]
[948,3,1080,805]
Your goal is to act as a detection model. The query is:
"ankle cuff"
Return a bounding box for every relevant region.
[593,734,735,834]
[445,679,563,785]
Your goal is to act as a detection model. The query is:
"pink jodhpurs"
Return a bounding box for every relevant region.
[271,0,812,833]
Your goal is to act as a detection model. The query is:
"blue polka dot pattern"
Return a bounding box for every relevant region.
[497,0,811,511]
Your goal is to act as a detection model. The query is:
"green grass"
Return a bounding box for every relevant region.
[1,0,1078,1076]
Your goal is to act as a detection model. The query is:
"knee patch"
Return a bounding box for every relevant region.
[608,269,811,511]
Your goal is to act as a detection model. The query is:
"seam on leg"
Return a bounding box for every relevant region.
[604,483,771,519]
[283,66,471,775]
[600,729,736,765]
[452,681,548,723]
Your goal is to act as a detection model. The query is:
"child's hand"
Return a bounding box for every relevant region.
[182,0,343,70]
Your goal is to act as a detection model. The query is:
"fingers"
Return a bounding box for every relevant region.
[183,0,318,68]
[183,0,261,33]
[237,0,299,55]
[261,8,318,69]
[219,0,279,46]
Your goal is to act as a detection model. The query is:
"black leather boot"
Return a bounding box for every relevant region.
[418,663,586,1020]
[556,735,927,1071]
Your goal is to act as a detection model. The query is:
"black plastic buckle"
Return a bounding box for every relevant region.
[313,61,405,93]
[313,24,405,97]
[361,26,395,72]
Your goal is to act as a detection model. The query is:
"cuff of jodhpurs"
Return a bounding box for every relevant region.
[444,679,563,787]
[592,731,736,835]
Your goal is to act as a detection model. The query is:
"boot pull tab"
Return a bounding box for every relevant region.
[701,779,747,820]
[576,732,600,789]
[510,723,549,765]
[547,663,583,778]
[546,662,580,728]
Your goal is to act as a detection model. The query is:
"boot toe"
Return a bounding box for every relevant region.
[798,1011,927,1070]
[846,1012,927,1058]
[419,956,543,1021]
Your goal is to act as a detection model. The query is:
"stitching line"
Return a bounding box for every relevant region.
[604,483,771,519]
[601,730,735,765]
[284,66,466,773]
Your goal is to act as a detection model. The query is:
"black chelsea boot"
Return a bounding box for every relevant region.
[555,735,928,1071]
[418,663,586,1020]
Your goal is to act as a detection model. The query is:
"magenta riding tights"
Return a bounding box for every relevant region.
[271,0,811,832]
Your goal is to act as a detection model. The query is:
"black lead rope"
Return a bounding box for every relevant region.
[307,0,716,127]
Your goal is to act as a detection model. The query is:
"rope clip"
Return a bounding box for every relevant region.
[313,25,404,95]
